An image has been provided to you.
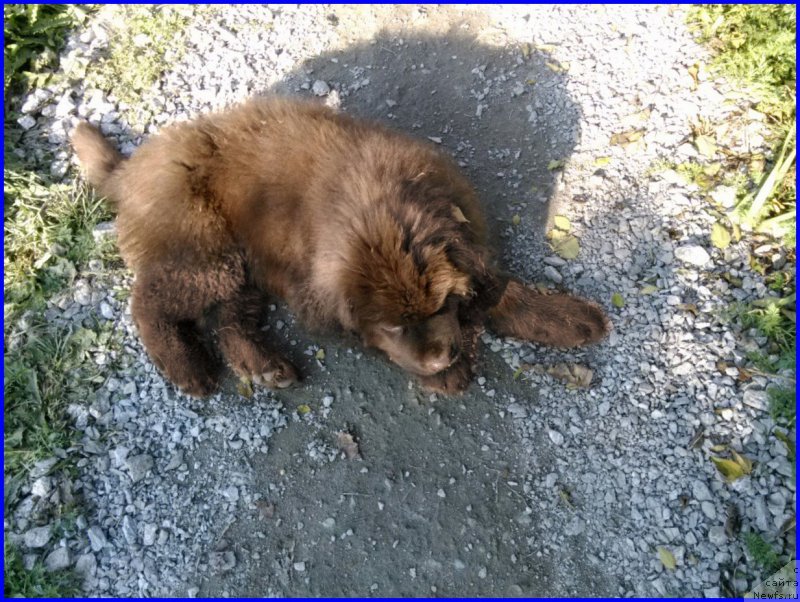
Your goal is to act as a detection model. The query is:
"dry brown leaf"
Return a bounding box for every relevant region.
[451,205,470,223]
[730,449,753,474]
[658,547,677,570]
[689,429,705,449]
[546,363,593,389]
[237,378,254,399]
[550,234,580,260]
[687,64,699,89]
[336,431,361,460]
[695,134,717,158]
[610,129,645,146]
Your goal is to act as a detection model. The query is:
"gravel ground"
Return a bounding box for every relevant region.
[6,5,795,597]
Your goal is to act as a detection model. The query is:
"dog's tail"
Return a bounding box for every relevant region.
[71,122,124,199]
[488,278,611,348]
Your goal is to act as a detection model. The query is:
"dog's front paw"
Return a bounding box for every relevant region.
[177,371,220,398]
[251,357,299,389]
[418,359,472,396]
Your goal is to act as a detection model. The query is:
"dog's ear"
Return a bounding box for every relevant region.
[446,243,508,313]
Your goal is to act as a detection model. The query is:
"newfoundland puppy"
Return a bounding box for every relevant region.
[71,97,609,397]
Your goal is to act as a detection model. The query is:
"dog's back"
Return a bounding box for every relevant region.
[73,97,486,292]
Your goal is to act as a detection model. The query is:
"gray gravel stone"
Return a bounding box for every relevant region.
[87,526,107,552]
[143,523,157,546]
[125,454,153,483]
[75,553,97,577]
[30,457,58,478]
[17,115,37,130]
[708,526,727,546]
[30,476,52,498]
[122,515,137,544]
[742,389,768,410]
[543,256,567,267]
[544,265,563,283]
[92,221,116,240]
[312,80,330,96]
[692,481,712,502]
[44,547,71,572]
[99,301,114,320]
[23,525,52,549]
[209,550,236,573]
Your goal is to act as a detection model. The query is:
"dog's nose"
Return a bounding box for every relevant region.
[424,355,450,373]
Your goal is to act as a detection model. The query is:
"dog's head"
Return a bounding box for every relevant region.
[333,201,503,377]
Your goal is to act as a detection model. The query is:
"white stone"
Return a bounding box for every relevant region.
[548,429,564,446]
[143,523,157,546]
[674,245,711,267]
[311,80,330,96]
[31,476,52,498]
[17,115,36,130]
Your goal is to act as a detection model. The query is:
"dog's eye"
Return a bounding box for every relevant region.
[381,324,404,335]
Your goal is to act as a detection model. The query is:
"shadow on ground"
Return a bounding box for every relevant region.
[187,29,618,597]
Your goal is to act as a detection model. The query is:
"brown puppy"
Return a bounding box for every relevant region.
[71,97,609,397]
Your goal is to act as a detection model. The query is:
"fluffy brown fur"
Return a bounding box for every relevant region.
[71,96,609,397]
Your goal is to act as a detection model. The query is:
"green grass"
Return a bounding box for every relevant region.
[4,5,90,173]
[687,5,796,245]
[4,171,116,319]
[768,387,796,427]
[4,318,116,475]
[3,173,121,595]
[3,542,81,597]
[739,297,796,356]
[4,142,120,601]
[3,4,89,101]
[688,5,796,128]
[744,532,784,576]
[89,5,191,107]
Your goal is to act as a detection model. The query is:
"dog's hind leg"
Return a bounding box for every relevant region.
[214,286,298,389]
[132,279,222,398]
[130,256,245,397]
[488,278,610,348]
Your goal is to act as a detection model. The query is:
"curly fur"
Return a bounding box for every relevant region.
[71,96,610,397]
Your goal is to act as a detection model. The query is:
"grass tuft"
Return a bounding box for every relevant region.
[687,5,796,246]
[3,4,88,100]
[768,387,796,427]
[4,171,115,320]
[89,5,191,106]
[3,542,81,597]
[744,532,783,576]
